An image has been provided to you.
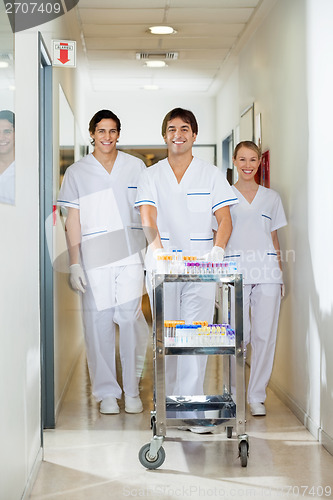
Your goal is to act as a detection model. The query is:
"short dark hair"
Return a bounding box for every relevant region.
[0,110,15,129]
[161,107,198,136]
[89,109,121,135]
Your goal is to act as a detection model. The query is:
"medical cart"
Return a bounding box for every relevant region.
[138,272,249,469]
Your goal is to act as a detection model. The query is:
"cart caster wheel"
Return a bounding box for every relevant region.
[239,441,248,467]
[138,443,166,469]
[226,426,233,439]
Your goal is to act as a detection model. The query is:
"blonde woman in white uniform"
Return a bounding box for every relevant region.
[225,141,287,416]
[57,110,149,415]
[135,108,238,427]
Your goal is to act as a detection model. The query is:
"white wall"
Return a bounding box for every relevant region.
[0,32,42,500]
[238,0,311,414]
[216,0,333,455]
[306,0,333,451]
[216,67,239,169]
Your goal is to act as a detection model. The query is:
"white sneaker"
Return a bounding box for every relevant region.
[100,397,120,414]
[250,402,266,416]
[125,395,143,414]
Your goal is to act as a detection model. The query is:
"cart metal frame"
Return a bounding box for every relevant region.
[138,272,249,468]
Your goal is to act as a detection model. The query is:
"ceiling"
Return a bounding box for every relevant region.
[76,0,265,94]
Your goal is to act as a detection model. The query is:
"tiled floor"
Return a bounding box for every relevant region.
[30,305,333,500]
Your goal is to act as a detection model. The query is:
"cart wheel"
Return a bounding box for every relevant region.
[239,441,248,467]
[226,426,233,439]
[138,443,166,469]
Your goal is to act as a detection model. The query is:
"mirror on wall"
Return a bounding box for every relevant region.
[0,6,15,205]
[59,85,75,187]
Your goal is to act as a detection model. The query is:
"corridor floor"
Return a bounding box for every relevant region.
[30,328,333,499]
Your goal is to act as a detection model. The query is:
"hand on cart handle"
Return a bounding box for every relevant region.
[202,246,225,262]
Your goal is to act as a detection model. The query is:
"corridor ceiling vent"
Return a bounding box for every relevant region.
[136,52,179,61]
[148,26,177,35]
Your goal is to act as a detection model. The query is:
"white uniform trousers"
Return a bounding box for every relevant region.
[82,264,149,401]
[147,276,215,396]
[243,283,281,404]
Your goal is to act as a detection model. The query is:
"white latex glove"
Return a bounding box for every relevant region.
[203,246,225,262]
[69,264,87,293]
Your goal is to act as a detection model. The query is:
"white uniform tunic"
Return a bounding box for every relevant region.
[226,185,287,404]
[57,152,149,401]
[225,185,287,284]
[135,157,238,268]
[135,157,238,396]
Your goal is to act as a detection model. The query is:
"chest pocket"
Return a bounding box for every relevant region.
[186,189,212,213]
[261,212,272,233]
[127,185,138,203]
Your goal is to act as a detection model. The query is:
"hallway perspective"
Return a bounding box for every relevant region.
[30,315,333,499]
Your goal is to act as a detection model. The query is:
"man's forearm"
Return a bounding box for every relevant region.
[214,206,232,249]
[140,205,163,251]
[65,208,82,265]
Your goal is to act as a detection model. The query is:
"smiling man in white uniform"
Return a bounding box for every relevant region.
[57,109,149,415]
[135,108,238,417]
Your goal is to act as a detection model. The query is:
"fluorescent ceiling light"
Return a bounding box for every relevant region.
[0,61,9,68]
[144,60,167,68]
[143,85,159,90]
[149,26,176,35]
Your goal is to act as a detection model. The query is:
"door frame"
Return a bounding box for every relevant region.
[39,33,55,430]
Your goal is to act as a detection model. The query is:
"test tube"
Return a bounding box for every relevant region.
[178,249,184,273]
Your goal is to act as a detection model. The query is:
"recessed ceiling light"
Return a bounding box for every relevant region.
[0,61,9,68]
[149,26,176,35]
[144,60,167,68]
[143,84,159,90]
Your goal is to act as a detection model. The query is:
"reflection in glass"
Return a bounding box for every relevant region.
[0,109,15,204]
[0,3,15,205]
